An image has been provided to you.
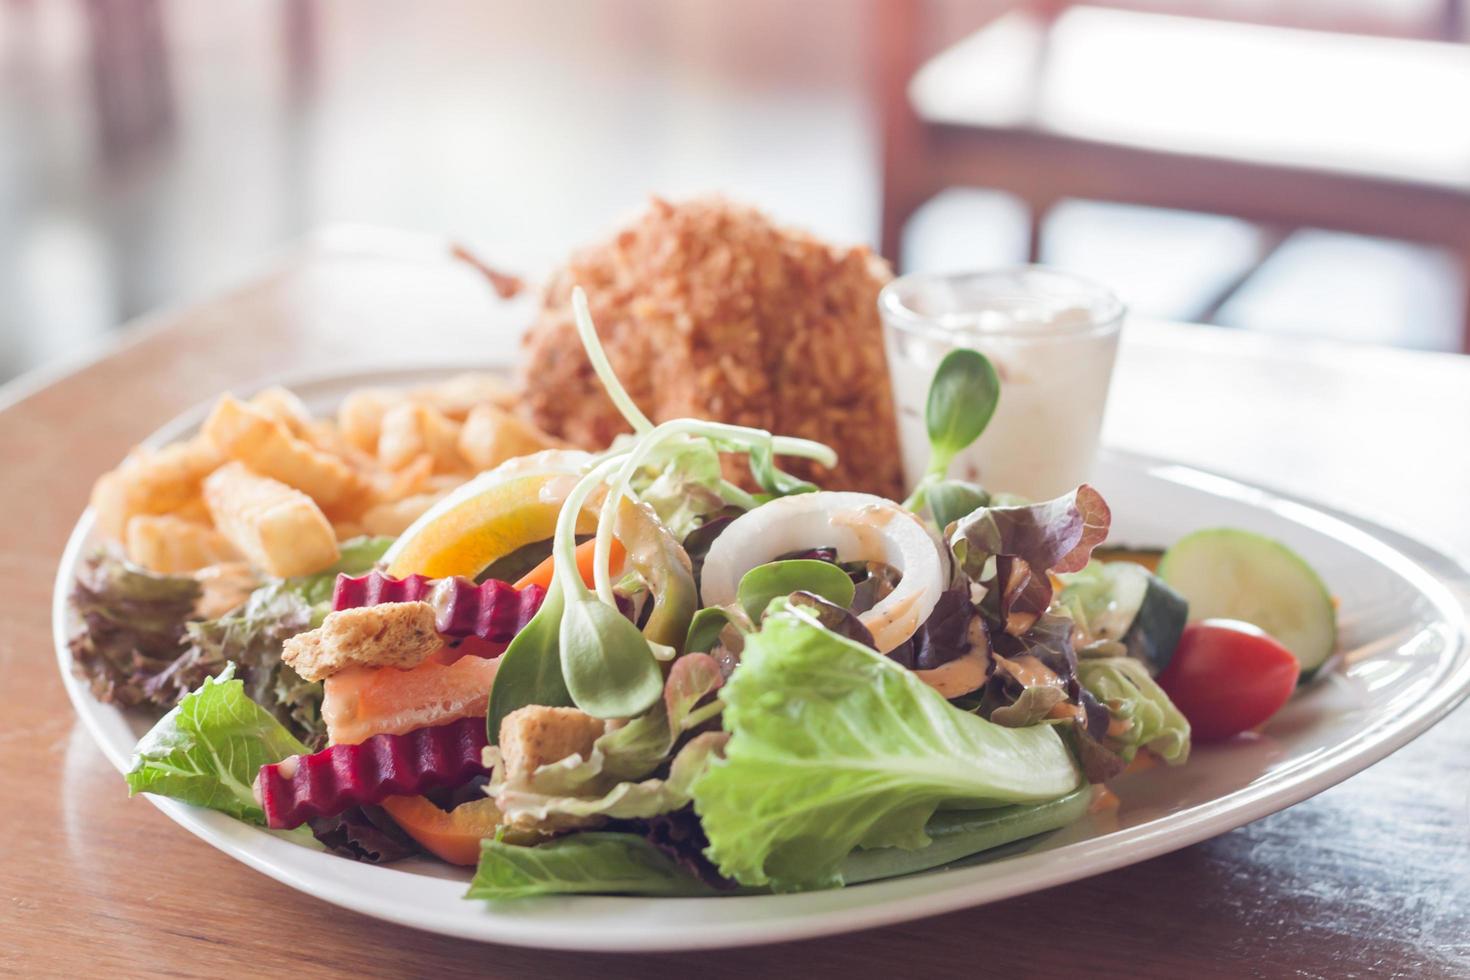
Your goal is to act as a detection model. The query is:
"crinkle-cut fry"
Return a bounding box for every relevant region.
[411,373,516,421]
[90,437,223,540]
[203,394,371,515]
[457,403,566,472]
[337,387,406,455]
[203,462,340,577]
[247,386,312,437]
[125,514,242,574]
[360,490,447,537]
[378,403,464,473]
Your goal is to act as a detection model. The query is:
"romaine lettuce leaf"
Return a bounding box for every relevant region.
[1077,657,1191,765]
[691,610,1081,892]
[126,665,308,824]
[468,833,713,900]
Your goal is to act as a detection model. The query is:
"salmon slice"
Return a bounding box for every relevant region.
[323,653,499,745]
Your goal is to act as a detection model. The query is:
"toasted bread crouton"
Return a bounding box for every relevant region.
[497,706,606,782]
[282,601,441,682]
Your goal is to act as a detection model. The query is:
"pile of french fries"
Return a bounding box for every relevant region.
[90,374,566,578]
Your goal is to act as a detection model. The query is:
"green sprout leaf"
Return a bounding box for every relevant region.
[748,440,819,497]
[486,581,573,745]
[736,559,856,621]
[560,595,664,720]
[925,479,992,532]
[925,348,1000,478]
[686,604,754,653]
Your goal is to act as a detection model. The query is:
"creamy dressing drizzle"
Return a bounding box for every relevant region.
[914,650,991,699]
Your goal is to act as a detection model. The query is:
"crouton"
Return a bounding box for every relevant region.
[281,601,441,682]
[497,705,606,783]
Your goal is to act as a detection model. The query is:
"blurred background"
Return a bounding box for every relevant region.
[3,0,1469,383]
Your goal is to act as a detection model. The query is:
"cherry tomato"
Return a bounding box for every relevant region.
[1157,619,1300,742]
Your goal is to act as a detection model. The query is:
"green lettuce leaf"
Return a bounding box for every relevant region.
[293,535,395,607]
[125,664,308,824]
[468,833,713,900]
[691,610,1081,891]
[633,437,733,541]
[1076,657,1190,765]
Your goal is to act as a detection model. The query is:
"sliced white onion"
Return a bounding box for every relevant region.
[381,448,593,567]
[699,491,945,653]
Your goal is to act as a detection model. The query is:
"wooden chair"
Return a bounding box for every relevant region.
[876,0,1470,350]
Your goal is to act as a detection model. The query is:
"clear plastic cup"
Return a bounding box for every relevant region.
[880,267,1125,501]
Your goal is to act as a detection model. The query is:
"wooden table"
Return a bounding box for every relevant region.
[3,236,1468,978]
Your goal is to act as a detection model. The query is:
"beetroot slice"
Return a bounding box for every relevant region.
[255,716,491,829]
[333,571,545,642]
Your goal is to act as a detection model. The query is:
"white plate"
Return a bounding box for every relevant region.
[54,367,1470,952]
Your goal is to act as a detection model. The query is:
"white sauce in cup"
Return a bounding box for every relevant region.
[880,267,1124,502]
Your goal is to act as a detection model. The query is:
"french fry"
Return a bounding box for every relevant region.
[411,373,515,421]
[248,386,313,437]
[337,388,406,455]
[381,453,436,501]
[172,495,213,525]
[125,514,241,574]
[331,520,369,541]
[378,403,464,473]
[90,438,223,539]
[203,462,340,577]
[202,394,370,515]
[458,403,565,472]
[360,491,447,537]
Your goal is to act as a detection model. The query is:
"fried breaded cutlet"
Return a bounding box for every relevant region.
[517,196,904,498]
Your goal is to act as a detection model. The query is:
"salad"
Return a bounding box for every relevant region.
[69,287,1337,898]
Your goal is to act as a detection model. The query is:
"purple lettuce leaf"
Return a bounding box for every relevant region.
[68,553,200,708]
[309,805,421,863]
[887,589,986,672]
[950,485,1112,582]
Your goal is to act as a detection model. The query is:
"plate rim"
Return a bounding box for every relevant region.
[52,364,1470,952]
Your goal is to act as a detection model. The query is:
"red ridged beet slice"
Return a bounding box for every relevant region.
[254,716,491,829]
[332,571,545,642]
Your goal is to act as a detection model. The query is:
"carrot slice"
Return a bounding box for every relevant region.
[379,795,522,866]
[513,537,626,591]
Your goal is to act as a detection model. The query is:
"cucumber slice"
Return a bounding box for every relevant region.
[1158,528,1336,674]
[1120,567,1188,674]
[1057,561,1187,673]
